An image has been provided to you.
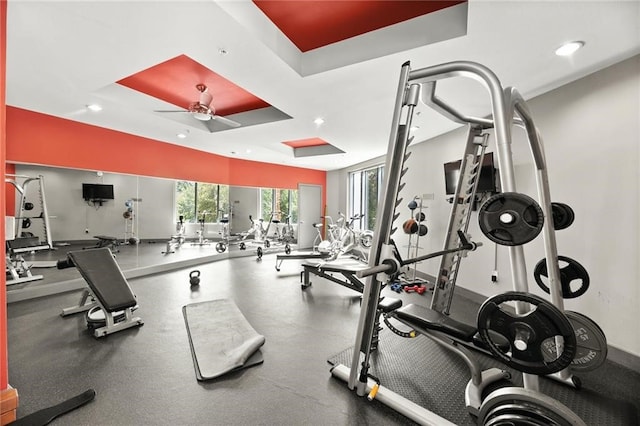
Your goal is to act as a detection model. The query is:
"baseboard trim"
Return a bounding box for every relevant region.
[1,386,19,426]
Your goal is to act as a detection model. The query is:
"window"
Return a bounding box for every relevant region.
[176,181,229,223]
[260,188,298,223]
[349,165,384,231]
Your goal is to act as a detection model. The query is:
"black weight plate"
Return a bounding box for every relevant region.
[551,202,575,230]
[533,256,590,299]
[478,192,544,246]
[477,291,577,375]
[541,311,607,372]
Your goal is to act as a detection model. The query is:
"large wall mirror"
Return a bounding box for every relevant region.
[6,163,301,296]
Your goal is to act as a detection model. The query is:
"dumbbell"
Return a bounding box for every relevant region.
[404,285,426,295]
[390,283,403,293]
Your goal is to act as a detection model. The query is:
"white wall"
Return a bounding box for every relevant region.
[229,186,259,235]
[327,55,640,357]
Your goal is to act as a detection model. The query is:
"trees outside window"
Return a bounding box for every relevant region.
[176,181,229,223]
[349,165,384,231]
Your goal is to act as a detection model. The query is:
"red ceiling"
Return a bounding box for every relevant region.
[252,0,466,52]
[282,138,328,148]
[117,55,269,116]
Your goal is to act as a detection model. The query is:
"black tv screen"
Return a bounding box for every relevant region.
[82,183,114,200]
[444,152,498,195]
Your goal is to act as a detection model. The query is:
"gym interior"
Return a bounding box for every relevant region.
[2,2,640,425]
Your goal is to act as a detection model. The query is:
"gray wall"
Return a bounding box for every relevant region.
[326,55,640,358]
[13,166,176,241]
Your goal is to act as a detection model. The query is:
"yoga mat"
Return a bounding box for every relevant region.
[183,299,265,381]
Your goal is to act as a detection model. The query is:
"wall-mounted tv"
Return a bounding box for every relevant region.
[82,183,115,201]
[444,152,499,196]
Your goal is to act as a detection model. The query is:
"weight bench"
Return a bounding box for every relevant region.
[59,248,143,338]
[84,235,120,253]
[300,257,369,292]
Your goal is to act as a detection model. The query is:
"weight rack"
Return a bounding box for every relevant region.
[334,60,579,424]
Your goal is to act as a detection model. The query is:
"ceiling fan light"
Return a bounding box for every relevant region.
[193,112,212,121]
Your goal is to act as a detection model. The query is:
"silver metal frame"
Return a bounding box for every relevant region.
[335,60,580,424]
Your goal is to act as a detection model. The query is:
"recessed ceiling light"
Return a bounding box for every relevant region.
[176,129,189,139]
[314,117,325,126]
[410,126,420,132]
[555,41,585,57]
[87,104,102,112]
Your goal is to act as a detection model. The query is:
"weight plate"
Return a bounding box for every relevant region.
[541,311,607,372]
[533,256,590,299]
[360,231,374,248]
[479,387,587,426]
[478,192,544,246]
[477,291,577,375]
[551,202,575,230]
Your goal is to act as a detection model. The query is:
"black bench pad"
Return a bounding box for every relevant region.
[68,248,137,312]
[396,303,477,342]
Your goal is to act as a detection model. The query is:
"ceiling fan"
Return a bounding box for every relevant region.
[155,84,241,129]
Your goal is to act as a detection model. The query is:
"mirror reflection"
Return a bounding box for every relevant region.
[5,163,300,300]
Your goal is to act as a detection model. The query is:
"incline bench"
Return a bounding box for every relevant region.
[59,247,143,338]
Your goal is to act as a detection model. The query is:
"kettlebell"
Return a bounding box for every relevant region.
[189,270,201,286]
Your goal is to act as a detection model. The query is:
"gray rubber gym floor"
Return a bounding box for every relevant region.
[7,245,640,425]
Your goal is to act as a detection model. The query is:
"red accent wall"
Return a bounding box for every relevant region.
[1,0,9,392]
[5,163,14,215]
[6,107,325,192]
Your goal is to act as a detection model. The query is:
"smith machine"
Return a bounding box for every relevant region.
[330,61,587,425]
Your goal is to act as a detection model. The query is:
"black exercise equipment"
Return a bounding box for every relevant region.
[12,389,96,426]
[476,292,577,375]
[478,192,544,246]
[551,202,575,230]
[541,310,608,372]
[83,235,120,253]
[533,256,590,299]
[59,248,143,338]
[189,270,201,286]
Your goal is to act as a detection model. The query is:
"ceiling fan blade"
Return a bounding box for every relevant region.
[212,114,241,128]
